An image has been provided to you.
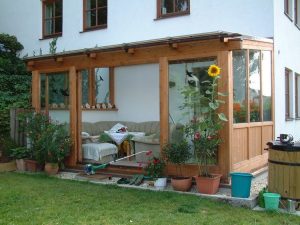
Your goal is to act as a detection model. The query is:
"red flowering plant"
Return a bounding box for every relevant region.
[181,65,227,177]
[144,151,166,179]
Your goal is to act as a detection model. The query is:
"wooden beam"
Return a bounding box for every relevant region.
[109,67,115,105]
[31,70,41,112]
[127,48,135,54]
[169,43,178,49]
[217,51,233,182]
[55,57,64,62]
[89,53,97,59]
[27,61,35,66]
[77,70,82,163]
[26,39,243,71]
[159,57,169,149]
[66,66,78,166]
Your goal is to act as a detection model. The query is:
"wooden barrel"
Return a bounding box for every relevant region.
[268,142,300,201]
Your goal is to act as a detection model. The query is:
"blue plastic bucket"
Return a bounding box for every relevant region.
[263,193,281,210]
[230,172,253,198]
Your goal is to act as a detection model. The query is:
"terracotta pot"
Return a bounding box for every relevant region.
[16,159,26,171]
[25,159,38,172]
[171,177,192,192]
[44,163,59,175]
[194,174,222,194]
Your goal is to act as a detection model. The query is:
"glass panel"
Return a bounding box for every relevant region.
[86,10,96,27]
[163,0,175,14]
[48,73,69,108]
[82,70,89,105]
[97,8,107,25]
[95,68,110,103]
[40,74,46,109]
[55,17,62,33]
[233,50,247,123]
[86,0,96,10]
[169,58,216,162]
[45,19,53,35]
[55,1,62,17]
[97,0,107,7]
[176,0,188,12]
[45,3,53,19]
[262,51,272,121]
[249,50,261,122]
[296,0,300,26]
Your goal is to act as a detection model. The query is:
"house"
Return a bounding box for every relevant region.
[0,0,299,182]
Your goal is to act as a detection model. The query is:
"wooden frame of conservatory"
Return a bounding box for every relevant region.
[27,33,274,181]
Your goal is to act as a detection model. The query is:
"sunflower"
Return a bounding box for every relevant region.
[208,64,221,77]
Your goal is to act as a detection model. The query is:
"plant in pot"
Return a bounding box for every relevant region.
[19,112,51,172]
[163,140,192,192]
[10,147,29,171]
[36,122,71,175]
[182,64,227,194]
[145,154,166,190]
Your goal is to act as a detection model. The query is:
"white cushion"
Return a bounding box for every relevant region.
[109,123,127,133]
[82,143,118,161]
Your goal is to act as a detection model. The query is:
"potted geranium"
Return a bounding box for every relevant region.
[36,123,71,175]
[182,64,227,194]
[163,140,192,191]
[145,154,166,190]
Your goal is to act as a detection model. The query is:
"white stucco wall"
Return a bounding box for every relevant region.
[82,64,159,123]
[0,0,273,57]
[273,1,300,139]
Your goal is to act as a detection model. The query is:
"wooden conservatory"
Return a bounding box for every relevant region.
[26,32,274,182]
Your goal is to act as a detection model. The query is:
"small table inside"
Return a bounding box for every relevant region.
[104,131,145,157]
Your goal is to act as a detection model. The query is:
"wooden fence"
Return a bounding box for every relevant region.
[10,108,28,146]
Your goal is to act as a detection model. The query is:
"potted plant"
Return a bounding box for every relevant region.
[163,140,192,192]
[10,147,29,171]
[19,112,51,172]
[182,64,227,194]
[36,123,71,175]
[145,154,166,190]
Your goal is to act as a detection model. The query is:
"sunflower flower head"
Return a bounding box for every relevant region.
[208,64,221,77]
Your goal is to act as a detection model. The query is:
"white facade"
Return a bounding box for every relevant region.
[0,0,273,56]
[0,0,300,138]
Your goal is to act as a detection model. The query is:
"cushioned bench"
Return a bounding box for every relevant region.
[82,142,118,164]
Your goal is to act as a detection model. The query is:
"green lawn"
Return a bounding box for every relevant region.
[0,173,299,225]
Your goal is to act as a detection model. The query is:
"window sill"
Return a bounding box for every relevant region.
[155,11,190,21]
[39,33,62,40]
[284,12,294,22]
[285,117,295,121]
[80,25,107,33]
[82,108,118,112]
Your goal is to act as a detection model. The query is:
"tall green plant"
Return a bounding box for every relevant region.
[182,65,227,177]
[163,140,191,177]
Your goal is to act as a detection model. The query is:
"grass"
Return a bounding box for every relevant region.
[0,173,299,225]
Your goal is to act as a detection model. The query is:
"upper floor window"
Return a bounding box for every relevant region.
[83,0,107,31]
[43,0,63,38]
[157,0,190,19]
[296,0,300,27]
[285,0,294,20]
[285,68,293,120]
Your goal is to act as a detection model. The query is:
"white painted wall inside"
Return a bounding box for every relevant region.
[273,0,300,139]
[82,64,159,123]
[0,0,273,57]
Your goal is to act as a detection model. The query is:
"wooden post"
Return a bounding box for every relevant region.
[218,51,233,182]
[77,71,83,163]
[67,66,78,166]
[32,70,41,112]
[159,57,169,150]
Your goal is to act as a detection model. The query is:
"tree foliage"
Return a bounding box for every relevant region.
[0,33,31,137]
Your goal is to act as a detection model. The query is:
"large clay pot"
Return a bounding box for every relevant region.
[194,174,222,194]
[44,163,59,175]
[171,177,192,192]
[16,159,26,171]
[154,177,167,190]
[25,159,38,172]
